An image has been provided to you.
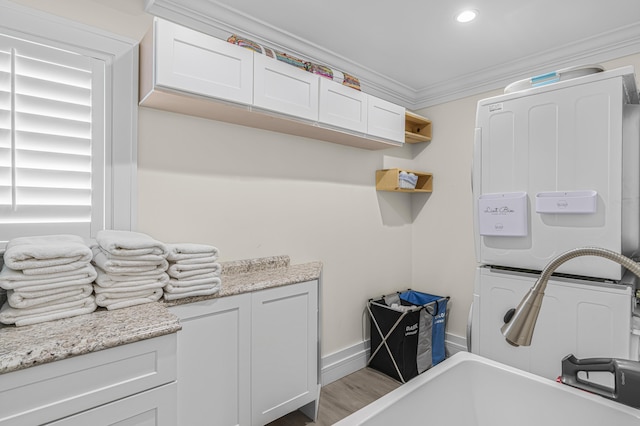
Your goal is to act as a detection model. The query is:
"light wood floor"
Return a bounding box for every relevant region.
[267,367,401,426]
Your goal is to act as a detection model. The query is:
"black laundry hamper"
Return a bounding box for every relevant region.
[367,290,449,383]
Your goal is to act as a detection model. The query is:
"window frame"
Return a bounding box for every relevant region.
[0,0,138,248]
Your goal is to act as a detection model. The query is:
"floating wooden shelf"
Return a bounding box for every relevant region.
[405,111,432,143]
[375,169,433,192]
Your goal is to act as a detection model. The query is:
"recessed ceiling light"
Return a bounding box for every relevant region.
[456,9,478,23]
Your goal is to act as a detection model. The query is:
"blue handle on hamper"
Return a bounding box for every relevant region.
[399,290,448,365]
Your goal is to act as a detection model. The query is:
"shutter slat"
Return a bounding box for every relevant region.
[16,131,90,155]
[16,111,90,139]
[0,205,91,222]
[16,94,91,122]
[16,150,90,172]
[16,168,91,189]
[16,75,90,106]
[16,187,91,205]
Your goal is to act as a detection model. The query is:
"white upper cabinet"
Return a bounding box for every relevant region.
[367,96,406,142]
[318,78,368,133]
[144,18,253,105]
[253,54,319,121]
[140,18,405,150]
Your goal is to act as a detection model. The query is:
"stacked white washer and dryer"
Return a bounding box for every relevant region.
[470,65,640,382]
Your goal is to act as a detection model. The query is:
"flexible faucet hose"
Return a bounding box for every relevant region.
[538,247,640,292]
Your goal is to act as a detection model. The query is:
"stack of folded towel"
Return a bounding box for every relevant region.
[0,235,97,326]
[163,243,221,301]
[92,230,169,310]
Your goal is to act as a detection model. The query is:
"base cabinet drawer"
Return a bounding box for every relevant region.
[47,382,177,426]
[0,334,177,426]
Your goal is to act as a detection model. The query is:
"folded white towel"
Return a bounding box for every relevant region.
[92,246,168,270]
[91,245,167,264]
[0,295,96,326]
[164,278,221,293]
[95,268,169,288]
[163,286,220,301]
[97,230,168,258]
[166,275,222,288]
[92,252,168,275]
[164,283,219,294]
[167,262,221,280]
[93,280,165,293]
[4,234,92,275]
[95,288,163,310]
[166,243,219,262]
[7,284,93,309]
[169,254,218,266]
[0,265,98,291]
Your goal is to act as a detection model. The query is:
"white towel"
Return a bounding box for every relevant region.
[93,280,165,293]
[91,245,167,265]
[95,268,169,288]
[92,252,168,275]
[167,262,221,279]
[169,254,218,266]
[94,288,163,310]
[0,295,96,326]
[166,275,222,288]
[4,234,92,275]
[92,246,169,272]
[7,284,93,309]
[0,265,98,291]
[163,286,220,301]
[166,243,219,262]
[97,230,168,257]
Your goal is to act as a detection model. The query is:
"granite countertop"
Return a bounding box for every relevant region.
[165,255,323,306]
[0,255,322,375]
[0,301,181,375]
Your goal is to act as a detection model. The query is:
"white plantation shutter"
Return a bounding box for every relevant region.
[0,34,105,241]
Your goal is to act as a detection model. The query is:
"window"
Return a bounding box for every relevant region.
[0,34,104,241]
[0,2,137,248]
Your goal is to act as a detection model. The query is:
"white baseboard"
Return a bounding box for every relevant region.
[321,340,370,385]
[321,333,467,385]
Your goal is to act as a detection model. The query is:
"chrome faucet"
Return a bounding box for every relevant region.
[501,247,640,347]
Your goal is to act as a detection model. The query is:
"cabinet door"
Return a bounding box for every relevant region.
[154,18,253,105]
[47,382,177,426]
[318,78,367,133]
[367,95,405,142]
[253,54,319,121]
[251,280,319,425]
[169,294,251,426]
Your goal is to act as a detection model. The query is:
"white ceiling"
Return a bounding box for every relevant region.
[146,0,640,109]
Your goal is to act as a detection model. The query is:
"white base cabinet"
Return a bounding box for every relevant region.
[170,292,252,426]
[251,280,319,425]
[0,334,177,426]
[169,280,320,426]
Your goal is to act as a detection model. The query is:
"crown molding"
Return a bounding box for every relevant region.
[412,21,640,109]
[145,0,640,110]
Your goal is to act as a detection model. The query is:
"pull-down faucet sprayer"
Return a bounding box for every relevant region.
[501,247,640,347]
